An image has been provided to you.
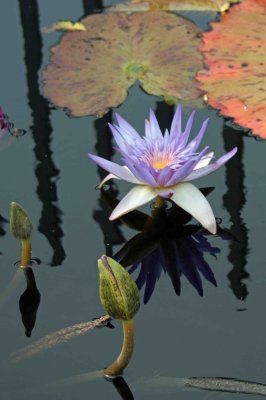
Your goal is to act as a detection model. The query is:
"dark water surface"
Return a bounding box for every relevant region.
[0,1,266,399]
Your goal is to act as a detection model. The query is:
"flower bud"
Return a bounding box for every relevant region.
[10,202,33,240]
[98,255,140,321]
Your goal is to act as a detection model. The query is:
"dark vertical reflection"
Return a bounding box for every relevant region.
[19,267,41,337]
[0,214,8,237]
[19,0,65,266]
[82,0,103,16]
[93,112,125,256]
[223,125,249,300]
[154,101,174,133]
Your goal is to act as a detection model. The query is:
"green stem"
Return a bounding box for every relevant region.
[104,319,134,377]
[20,238,32,269]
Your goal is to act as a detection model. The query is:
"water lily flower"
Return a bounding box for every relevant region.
[88,106,237,234]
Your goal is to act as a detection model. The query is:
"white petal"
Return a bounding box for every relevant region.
[109,186,157,221]
[171,182,216,234]
[193,152,214,170]
[99,173,120,188]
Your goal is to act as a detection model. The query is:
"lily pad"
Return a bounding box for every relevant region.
[196,0,266,138]
[107,0,232,13]
[43,11,203,117]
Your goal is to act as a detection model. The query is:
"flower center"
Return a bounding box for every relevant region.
[151,159,169,169]
[150,152,176,169]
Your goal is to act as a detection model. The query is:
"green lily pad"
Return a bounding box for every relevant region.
[43,11,203,117]
[197,0,266,138]
[107,0,232,12]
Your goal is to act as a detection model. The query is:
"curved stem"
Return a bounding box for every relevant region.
[104,319,134,377]
[20,238,32,268]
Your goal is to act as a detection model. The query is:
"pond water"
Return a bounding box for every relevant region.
[1,1,266,399]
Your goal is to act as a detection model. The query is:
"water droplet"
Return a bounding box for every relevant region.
[95,183,110,191]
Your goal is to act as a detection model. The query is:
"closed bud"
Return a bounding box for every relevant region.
[10,202,33,240]
[98,255,140,321]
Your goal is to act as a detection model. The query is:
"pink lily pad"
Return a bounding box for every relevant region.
[197,0,266,138]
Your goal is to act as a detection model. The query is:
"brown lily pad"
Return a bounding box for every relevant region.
[197,0,266,138]
[107,0,232,12]
[43,11,203,117]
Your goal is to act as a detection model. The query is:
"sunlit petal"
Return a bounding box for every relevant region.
[110,186,157,220]
[99,173,120,188]
[171,182,216,234]
[193,151,214,170]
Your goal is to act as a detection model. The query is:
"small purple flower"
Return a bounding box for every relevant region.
[89,106,237,234]
[0,107,11,131]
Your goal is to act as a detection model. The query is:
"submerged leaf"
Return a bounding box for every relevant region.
[43,12,203,117]
[197,0,266,138]
[11,315,111,362]
[107,0,231,12]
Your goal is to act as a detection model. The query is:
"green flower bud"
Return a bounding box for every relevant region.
[98,255,140,321]
[10,202,33,240]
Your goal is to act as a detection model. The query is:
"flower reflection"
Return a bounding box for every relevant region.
[125,228,219,303]
[100,187,233,304]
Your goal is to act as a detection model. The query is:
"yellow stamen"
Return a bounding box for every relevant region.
[152,160,169,169]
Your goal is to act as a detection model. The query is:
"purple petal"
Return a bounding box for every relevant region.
[156,189,174,199]
[108,124,128,153]
[156,166,175,186]
[115,113,140,141]
[148,109,163,139]
[183,147,238,181]
[164,147,210,186]
[185,117,209,154]
[109,185,157,220]
[165,160,196,186]
[170,104,182,139]
[123,159,159,187]
[88,154,142,184]
[178,110,196,149]
[171,182,217,234]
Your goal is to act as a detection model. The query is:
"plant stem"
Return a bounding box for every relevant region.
[20,238,31,268]
[155,196,165,209]
[104,319,134,377]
